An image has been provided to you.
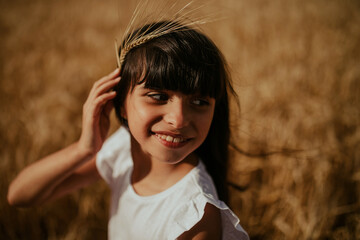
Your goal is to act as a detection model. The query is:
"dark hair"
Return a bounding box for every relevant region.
[113,22,237,203]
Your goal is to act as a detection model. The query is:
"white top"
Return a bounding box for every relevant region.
[96,127,249,240]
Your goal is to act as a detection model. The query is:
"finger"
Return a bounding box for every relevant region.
[93,91,117,115]
[94,68,120,88]
[93,77,120,97]
[88,70,120,101]
[107,68,120,79]
[84,81,117,118]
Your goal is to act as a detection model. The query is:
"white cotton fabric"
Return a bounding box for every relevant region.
[96,126,249,240]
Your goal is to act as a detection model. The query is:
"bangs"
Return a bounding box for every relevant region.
[121,30,225,99]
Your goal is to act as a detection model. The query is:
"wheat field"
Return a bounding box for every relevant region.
[1,0,359,239]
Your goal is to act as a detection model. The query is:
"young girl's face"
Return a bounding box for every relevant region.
[122,83,215,164]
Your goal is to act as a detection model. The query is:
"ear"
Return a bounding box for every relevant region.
[119,104,129,127]
[120,105,127,120]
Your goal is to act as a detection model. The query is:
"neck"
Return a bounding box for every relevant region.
[130,137,198,196]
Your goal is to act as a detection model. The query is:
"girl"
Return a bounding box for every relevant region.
[8,21,249,239]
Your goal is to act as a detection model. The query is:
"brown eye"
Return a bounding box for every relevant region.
[192,98,210,106]
[147,93,169,102]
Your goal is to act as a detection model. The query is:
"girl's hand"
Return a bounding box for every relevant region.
[7,69,120,207]
[78,68,120,155]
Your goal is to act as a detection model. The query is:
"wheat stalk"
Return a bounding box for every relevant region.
[114,0,220,71]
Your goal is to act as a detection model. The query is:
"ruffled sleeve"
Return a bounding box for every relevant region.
[170,194,249,240]
[96,126,132,187]
[166,159,250,240]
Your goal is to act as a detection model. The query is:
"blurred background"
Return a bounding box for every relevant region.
[1,0,359,239]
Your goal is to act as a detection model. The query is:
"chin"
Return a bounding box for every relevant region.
[151,150,191,165]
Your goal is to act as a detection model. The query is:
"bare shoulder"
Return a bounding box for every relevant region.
[178,203,222,240]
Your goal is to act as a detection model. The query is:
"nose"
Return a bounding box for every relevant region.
[163,99,190,129]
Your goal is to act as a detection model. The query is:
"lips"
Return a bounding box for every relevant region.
[152,131,191,148]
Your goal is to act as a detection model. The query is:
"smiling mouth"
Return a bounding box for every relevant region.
[155,133,186,143]
[151,131,191,148]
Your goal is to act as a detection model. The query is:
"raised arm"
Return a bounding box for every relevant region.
[7,69,120,207]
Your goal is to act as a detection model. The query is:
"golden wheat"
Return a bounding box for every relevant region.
[1,0,359,239]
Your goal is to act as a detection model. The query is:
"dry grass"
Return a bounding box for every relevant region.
[1,0,359,239]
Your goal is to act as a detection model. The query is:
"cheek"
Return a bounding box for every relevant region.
[133,105,154,122]
[126,101,158,129]
[196,109,215,138]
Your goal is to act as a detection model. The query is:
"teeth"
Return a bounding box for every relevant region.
[156,134,185,143]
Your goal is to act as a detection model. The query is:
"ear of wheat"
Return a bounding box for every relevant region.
[114,0,220,72]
